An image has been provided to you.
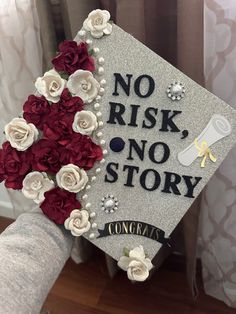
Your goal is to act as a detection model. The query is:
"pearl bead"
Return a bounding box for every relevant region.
[82,194,88,200]
[103,149,108,155]
[100,79,106,87]
[91,176,96,182]
[96,168,101,174]
[98,67,104,75]
[94,103,100,110]
[89,233,95,239]
[96,131,103,138]
[104,198,114,209]
[100,158,106,164]
[92,223,97,229]
[90,212,96,218]
[171,83,183,96]
[86,39,93,45]
[98,121,104,127]
[96,111,102,118]
[167,82,185,101]
[99,88,105,95]
[78,30,86,38]
[96,95,102,101]
[85,203,91,209]
[100,139,106,145]
[98,57,105,65]
[93,47,100,54]
[86,185,91,190]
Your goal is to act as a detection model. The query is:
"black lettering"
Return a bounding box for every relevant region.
[127,139,147,161]
[140,169,161,191]
[134,74,155,98]
[112,73,133,96]
[149,142,170,164]
[128,104,140,127]
[142,107,158,129]
[160,110,182,132]
[161,171,181,195]
[105,162,119,183]
[123,165,139,187]
[107,102,126,125]
[183,175,202,198]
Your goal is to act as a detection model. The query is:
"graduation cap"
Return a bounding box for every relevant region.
[72,10,236,272]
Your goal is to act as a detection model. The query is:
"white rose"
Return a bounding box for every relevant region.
[67,70,100,103]
[56,164,88,193]
[72,110,98,135]
[118,245,153,282]
[64,209,91,236]
[83,9,112,38]
[22,171,55,204]
[5,117,38,151]
[35,69,66,103]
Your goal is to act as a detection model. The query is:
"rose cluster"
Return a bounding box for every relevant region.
[0,39,103,236]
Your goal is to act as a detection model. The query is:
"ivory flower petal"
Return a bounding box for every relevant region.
[5,117,38,151]
[72,110,98,135]
[117,245,153,282]
[83,9,112,38]
[22,171,55,204]
[35,69,66,103]
[67,70,100,103]
[56,164,88,193]
[64,209,91,236]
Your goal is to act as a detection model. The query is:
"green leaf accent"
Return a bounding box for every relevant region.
[59,71,69,80]
[123,247,130,257]
[47,173,56,182]
[88,48,94,56]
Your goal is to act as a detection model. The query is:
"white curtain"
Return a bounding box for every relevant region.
[0,0,42,218]
[199,0,236,307]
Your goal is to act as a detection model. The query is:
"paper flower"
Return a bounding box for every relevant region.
[52,40,95,75]
[31,139,63,174]
[63,133,103,170]
[23,95,51,130]
[72,110,98,135]
[0,141,31,190]
[56,164,88,193]
[35,69,66,103]
[41,187,81,224]
[64,209,91,236]
[118,246,153,282]
[67,70,100,103]
[83,9,112,38]
[57,88,84,114]
[22,171,55,204]
[5,118,38,151]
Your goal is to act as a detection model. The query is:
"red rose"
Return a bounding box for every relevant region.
[40,187,81,224]
[23,95,51,129]
[31,139,62,173]
[61,133,103,170]
[0,142,31,189]
[57,88,84,114]
[52,40,95,74]
[43,105,74,146]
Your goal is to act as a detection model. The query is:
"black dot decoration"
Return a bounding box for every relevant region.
[110,137,125,152]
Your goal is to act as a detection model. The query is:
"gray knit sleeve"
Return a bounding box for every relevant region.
[0,211,73,314]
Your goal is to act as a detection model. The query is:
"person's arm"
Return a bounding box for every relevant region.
[0,210,73,314]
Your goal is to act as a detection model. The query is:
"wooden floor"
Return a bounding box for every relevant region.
[42,251,235,314]
[0,217,234,314]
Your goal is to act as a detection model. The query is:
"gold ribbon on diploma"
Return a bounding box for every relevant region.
[194,139,217,168]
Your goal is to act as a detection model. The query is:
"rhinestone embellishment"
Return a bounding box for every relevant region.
[167,81,185,101]
[101,195,118,213]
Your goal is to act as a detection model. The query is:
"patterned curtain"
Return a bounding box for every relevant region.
[0,0,42,218]
[199,0,236,307]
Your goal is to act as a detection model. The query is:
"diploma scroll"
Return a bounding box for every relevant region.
[178,114,231,166]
